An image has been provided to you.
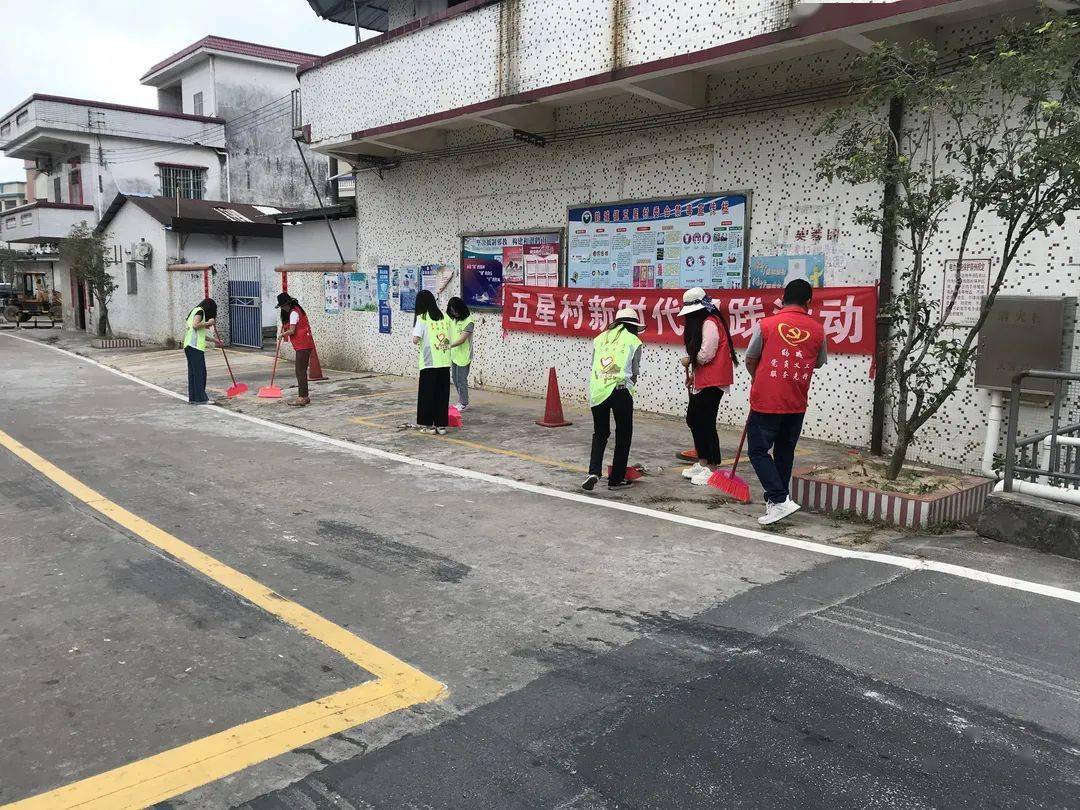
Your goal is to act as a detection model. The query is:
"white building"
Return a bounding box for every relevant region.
[94,194,286,346]
[0,35,330,334]
[291,0,1080,475]
[139,35,328,208]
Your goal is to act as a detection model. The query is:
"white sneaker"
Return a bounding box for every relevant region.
[419,426,435,434]
[682,462,707,479]
[690,467,714,486]
[758,498,801,526]
[457,403,468,411]
[435,426,448,435]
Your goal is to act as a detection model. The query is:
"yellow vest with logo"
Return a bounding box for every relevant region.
[183,307,205,351]
[418,313,452,370]
[589,326,641,406]
[449,314,475,366]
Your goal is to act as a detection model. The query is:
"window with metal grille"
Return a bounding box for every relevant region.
[159,166,204,200]
[193,92,203,116]
[126,262,137,295]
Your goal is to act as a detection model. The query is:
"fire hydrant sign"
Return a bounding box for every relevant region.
[567,193,749,290]
[502,284,877,355]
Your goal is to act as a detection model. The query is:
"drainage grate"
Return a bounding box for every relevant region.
[92,337,144,349]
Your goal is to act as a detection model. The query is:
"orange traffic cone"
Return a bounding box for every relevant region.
[536,367,572,428]
[308,347,327,381]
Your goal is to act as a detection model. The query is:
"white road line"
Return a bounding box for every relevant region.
[7,333,1080,606]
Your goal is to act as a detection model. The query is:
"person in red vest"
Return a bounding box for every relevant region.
[745,279,827,525]
[277,293,316,407]
[677,287,737,486]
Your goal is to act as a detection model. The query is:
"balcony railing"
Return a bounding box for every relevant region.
[0,202,96,244]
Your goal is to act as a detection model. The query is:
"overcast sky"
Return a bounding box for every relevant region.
[0,0,360,181]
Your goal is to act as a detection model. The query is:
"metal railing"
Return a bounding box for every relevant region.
[1003,370,1080,492]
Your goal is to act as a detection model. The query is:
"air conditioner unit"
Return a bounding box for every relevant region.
[130,241,152,265]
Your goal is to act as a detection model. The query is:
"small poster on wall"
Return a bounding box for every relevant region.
[390,268,400,299]
[379,301,392,334]
[324,272,349,313]
[940,258,991,327]
[748,254,826,289]
[348,272,377,311]
[399,266,419,311]
[377,265,390,303]
[461,231,563,310]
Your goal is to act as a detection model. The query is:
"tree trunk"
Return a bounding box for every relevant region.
[887,432,909,481]
[95,299,110,337]
[886,381,911,481]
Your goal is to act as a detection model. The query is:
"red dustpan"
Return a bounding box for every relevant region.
[258,337,284,399]
[709,421,752,503]
[213,326,248,398]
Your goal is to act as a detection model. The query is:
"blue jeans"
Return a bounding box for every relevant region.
[746,410,805,505]
[185,345,208,403]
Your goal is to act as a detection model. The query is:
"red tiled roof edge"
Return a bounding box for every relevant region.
[142,35,319,80]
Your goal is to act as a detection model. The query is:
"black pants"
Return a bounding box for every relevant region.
[746,410,805,505]
[417,367,451,427]
[295,349,312,398]
[686,386,724,465]
[589,387,633,483]
[184,345,207,403]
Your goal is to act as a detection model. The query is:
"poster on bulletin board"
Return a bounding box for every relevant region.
[379,301,392,333]
[460,231,563,310]
[748,254,826,289]
[566,192,749,290]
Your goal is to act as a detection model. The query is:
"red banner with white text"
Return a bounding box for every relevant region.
[501,285,877,355]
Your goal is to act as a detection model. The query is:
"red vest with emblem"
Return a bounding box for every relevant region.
[750,306,825,414]
[693,315,734,389]
[289,305,316,351]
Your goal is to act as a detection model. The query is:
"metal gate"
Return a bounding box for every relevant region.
[227,256,262,349]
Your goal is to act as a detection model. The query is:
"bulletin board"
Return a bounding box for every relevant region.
[566,192,751,290]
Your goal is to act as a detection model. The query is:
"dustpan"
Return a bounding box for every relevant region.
[257,337,284,398]
[213,326,248,398]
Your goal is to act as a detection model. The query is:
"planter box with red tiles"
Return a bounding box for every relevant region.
[791,467,995,529]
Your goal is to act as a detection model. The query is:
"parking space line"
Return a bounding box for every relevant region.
[0,428,444,809]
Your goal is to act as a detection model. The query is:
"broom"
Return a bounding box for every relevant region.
[709,420,752,503]
[257,337,284,399]
[212,325,248,398]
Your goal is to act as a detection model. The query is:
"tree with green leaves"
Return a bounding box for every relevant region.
[60,222,117,337]
[0,246,18,286]
[816,10,1080,480]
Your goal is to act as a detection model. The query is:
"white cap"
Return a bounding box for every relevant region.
[677,287,707,316]
[613,307,643,327]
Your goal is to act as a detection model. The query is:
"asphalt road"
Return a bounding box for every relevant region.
[0,335,1078,809]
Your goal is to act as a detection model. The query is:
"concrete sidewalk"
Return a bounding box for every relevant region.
[10,327,909,549]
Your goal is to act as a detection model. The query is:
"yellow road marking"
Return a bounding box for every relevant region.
[324,389,412,403]
[0,428,444,810]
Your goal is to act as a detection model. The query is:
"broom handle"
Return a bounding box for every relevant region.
[267,337,282,386]
[730,420,749,474]
[212,325,238,386]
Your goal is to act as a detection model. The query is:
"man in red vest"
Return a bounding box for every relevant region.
[745,279,827,525]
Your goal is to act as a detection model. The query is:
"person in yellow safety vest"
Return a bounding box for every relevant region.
[411,289,453,435]
[582,307,644,492]
[446,296,475,411]
[182,298,218,404]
